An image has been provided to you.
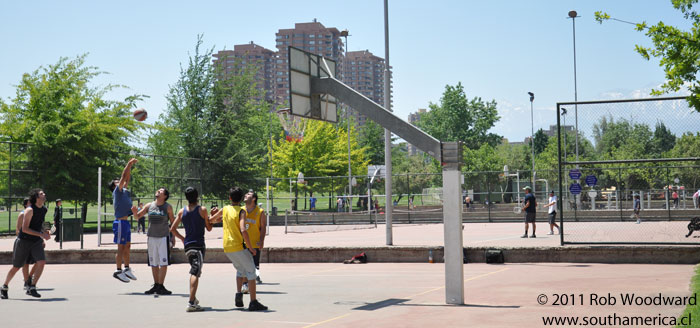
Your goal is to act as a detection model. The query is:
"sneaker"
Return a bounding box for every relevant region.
[256,276,262,284]
[26,286,41,298]
[123,267,137,280]
[248,299,268,311]
[186,302,204,312]
[113,270,129,283]
[145,284,160,295]
[25,276,33,291]
[235,292,244,308]
[241,283,249,294]
[636,219,641,224]
[520,234,528,238]
[547,231,554,235]
[530,234,536,238]
[156,284,172,295]
[1,285,7,299]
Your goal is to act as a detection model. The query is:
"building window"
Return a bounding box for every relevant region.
[309,47,315,51]
[309,40,315,45]
[309,34,315,38]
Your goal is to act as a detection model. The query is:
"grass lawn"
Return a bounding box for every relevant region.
[676,265,700,327]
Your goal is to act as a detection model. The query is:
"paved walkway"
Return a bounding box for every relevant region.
[0,262,694,327]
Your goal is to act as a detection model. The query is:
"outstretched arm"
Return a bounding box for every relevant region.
[119,158,138,190]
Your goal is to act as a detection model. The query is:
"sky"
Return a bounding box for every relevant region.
[0,0,695,143]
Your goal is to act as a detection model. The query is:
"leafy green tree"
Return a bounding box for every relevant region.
[533,128,549,155]
[0,55,145,204]
[149,36,277,196]
[269,119,369,195]
[357,119,385,164]
[650,122,676,156]
[595,1,700,111]
[417,83,501,149]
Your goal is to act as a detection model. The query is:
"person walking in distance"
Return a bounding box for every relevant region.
[1,189,51,299]
[170,187,212,312]
[110,158,139,283]
[633,194,642,224]
[137,202,146,234]
[521,186,537,238]
[241,190,267,293]
[9,198,41,296]
[209,187,268,311]
[543,190,560,235]
[53,199,62,242]
[135,187,175,295]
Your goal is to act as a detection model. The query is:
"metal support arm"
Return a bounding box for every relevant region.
[311,77,442,161]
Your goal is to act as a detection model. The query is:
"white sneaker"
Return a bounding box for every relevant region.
[547,231,554,235]
[123,267,137,280]
[241,283,249,294]
[113,270,129,283]
[636,219,641,224]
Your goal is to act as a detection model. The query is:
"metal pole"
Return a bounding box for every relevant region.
[97,167,102,246]
[345,34,353,214]
[530,97,536,194]
[383,0,393,245]
[570,12,580,162]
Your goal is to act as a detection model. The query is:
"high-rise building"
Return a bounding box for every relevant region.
[407,108,427,155]
[212,42,277,102]
[343,50,389,126]
[274,19,344,104]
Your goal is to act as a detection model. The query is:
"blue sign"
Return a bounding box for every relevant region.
[569,169,582,180]
[585,175,598,186]
[569,183,582,195]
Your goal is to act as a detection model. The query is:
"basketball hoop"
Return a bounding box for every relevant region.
[277,108,306,142]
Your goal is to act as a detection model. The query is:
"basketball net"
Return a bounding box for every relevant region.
[276,109,306,142]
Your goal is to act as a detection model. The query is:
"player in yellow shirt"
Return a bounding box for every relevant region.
[241,190,267,293]
[209,187,267,311]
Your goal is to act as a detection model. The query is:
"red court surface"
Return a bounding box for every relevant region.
[0,262,694,327]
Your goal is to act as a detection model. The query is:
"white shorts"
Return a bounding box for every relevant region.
[147,236,171,267]
[225,249,257,280]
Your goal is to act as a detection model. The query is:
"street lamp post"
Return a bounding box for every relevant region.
[341,29,352,213]
[568,10,580,162]
[528,92,535,194]
[561,107,568,162]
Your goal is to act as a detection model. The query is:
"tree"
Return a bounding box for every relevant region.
[417,83,501,149]
[148,36,277,196]
[651,122,676,156]
[357,119,385,164]
[269,119,369,195]
[0,55,145,203]
[595,1,700,111]
[533,128,549,155]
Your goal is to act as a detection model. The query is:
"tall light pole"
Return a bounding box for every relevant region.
[561,107,568,162]
[568,10,580,162]
[528,92,535,194]
[341,29,352,213]
[383,0,394,245]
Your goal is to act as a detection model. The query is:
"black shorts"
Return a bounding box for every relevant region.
[252,248,261,268]
[12,238,45,268]
[524,212,536,223]
[184,244,205,277]
[548,211,557,224]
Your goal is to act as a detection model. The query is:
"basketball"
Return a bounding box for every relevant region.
[133,108,148,121]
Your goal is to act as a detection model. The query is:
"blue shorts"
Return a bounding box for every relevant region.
[113,220,132,244]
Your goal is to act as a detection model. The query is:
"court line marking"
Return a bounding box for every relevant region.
[303,267,510,328]
[302,313,352,328]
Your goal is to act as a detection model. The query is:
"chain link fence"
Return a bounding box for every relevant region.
[557,96,700,245]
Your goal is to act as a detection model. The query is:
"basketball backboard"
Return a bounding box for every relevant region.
[288,46,338,123]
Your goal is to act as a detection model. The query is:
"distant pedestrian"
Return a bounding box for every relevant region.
[543,191,560,235]
[137,202,146,234]
[14,198,40,294]
[337,197,343,212]
[672,190,679,209]
[693,189,700,209]
[309,192,316,211]
[521,186,537,238]
[633,194,641,224]
[53,199,62,242]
